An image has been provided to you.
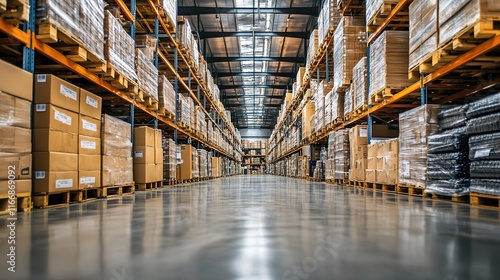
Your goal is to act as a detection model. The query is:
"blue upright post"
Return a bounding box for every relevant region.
[22,0,36,73]
[174,48,179,144]
[366,45,372,144]
[154,17,159,68]
[420,74,427,105]
[325,48,329,83]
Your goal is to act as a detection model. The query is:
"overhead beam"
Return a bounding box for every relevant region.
[178,7,319,16]
[217,72,295,78]
[199,31,310,39]
[219,84,288,90]
[225,103,282,108]
[206,56,305,63]
[224,95,284,99]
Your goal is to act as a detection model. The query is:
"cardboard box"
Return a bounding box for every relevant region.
[101,133,132,157]
[0,153,31,180]
[178,144,193,180]
[0,179,31,195]
[102,114,131,139]
[302,103,315,138]
[349,125,399,146]
[0,92,31,129]
[79,89,102,119]
[367,156,377,169]
[155,148,163,164]
[376,156,384,170]
[33,171,78,192]
[33,152,78,172]
[134,163,156,183]
[78,170,101,189]
[35,74,80,113]
[0,126,31,153]
[102,170,133,187]
[33,129,78,153]
[79,135,101,155]
[154,129,162,148]
[211,157,220,177]
[79,154,101,171]
[34,104,79,134]
[134,126,155,147]
[366,169,377,183]
[155,164,163,181]
[134,146,155,164]
[367,143,378,158]
[0,59,33,101]
[79,115,101,138]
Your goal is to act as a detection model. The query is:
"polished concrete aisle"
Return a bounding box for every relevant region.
[2,175,500,280]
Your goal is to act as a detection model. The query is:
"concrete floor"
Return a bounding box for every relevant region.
[1,175,500,280]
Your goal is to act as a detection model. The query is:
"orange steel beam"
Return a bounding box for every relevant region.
[114,0,135,23]
[0,18,30,46]
[367,0,411,45]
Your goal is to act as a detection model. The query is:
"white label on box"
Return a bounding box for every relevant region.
[81,140,96,150]
[54,110,72,126]
[80,177,96,184]
[475,149,491,159]
[37,74,46,83]
[135,151,144,158]
[55,179,73,189]
[86,96,98,108]
[82,119,97,132]
[35,171,45,179]
[60,85,77,100]
[359,127,367,138]
[36,104,46,112]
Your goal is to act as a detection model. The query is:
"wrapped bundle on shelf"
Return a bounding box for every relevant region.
[399,105,441,188]
[307,29,319,67]
[36,0,105,62]
[135,35,157,61]
[324,90,332,126]
[199,54,207,84]
[310,114,317,134]
[366,0,400,27]
[135,48,158,101]
[198,149,208,178]
[438,105,468,132]
[369,31,413,105]
[465,92,500,119]
[344,87,353,117]
[315,81,334,132]
[159,0,177,32]
[178,94,192,127]
[162,138,176,182]
[439,0,500,48]
[352,57,368,111]
[331,91,344,122]
[408,0,438,71]
[318,0,342,46]
[101,114,133,186]
[333,16,366,93]
[195,106,206,135]
[158,75,176,117]
[104,11,137,83]
[334,129,350,180]
[192,148,199,179]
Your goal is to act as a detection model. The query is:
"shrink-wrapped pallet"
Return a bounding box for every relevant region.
[307,29,319,67]
[162,138,176,181]
[324,90,332,126]
[135,35,157,61]
[318,0,342,45]
[334,129,350,180]
[159,0,177,31]
[178,94,192,127]
[408,0,438,71]
[344,87,353,117]
[136,49,158,101]
[158,75,176,116]
[352,57,367,111]
[198,149,207,178]
[192,148,199,179]
[331,91,344,121]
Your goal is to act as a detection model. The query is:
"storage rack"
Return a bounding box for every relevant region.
[0,0,243,175]
[242,152,266,174]
[267,0,500,169]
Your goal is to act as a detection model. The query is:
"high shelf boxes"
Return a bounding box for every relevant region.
[135,48,158,102]
[0,59,33,200]
[133,126,163,184]
[408,0,438,72]
[318,0,342,45]
[352,57,368,111]
[158,75,176,117]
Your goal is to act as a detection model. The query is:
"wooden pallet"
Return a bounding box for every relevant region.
[366,183,397,192]
[0,192,30,215]
[158,108,175,121]
[334,179,349,185]
[158,9,176,34]
[424,192,470,203]
[32,191,74,209]
[0,0,28,24]
[469,192,500,209]
[69,188,100,203]
[353,104,368,115]
[408,52,435,80]
[101,64,139,95]
[100,184,135,198]
[396,184,425,197]
[135,181,163,191]
[135,90,159,110]
[366,2,408,33]
[350,181,365,188]
[369,87,401,105]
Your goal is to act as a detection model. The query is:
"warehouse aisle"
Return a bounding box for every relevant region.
[2,175,500,280]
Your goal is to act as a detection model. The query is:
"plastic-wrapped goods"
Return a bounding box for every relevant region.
[307,29,318,67]
[36,0,105,62]
[439,0,500,47]
[408,0,438,70]
[470,161,500,178]
[469,131,500,160]
[334,129,350,180]
[344,87,353,117]
[369,31,412,103]
[318,0,342,45]
[427,179,470,196]
[333,16,366,93]
[192,148,199,179]
[352,57,367,111]
[399,105,441,187]
[324,90,332,126]
[136,49,158,101]
[328,132,335,160]
[466,112,500,136]
[438,105,468,132]
[470,179,500,195]
[409,33,438,72]
[331,90,344,122]
[101,114,133,186]
[158,75,176,116]
[366,0,400,25]
[159,0,177,32]
[135,35,157,61]
[178,94,192,127]
[198,149,207,178]
[428,153,469,179]
[104,11,137,83]
[428,128,468,154]
[466,91,500,119]
[162,138,176,181]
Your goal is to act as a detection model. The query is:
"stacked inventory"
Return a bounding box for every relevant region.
[318,0,342,45]
[33,75,81,193]
[192,148,199,179]
[135,35,157,61]
[399,105,441,188]
[306,29,319,68]
[178,94,192,127]
[158,75,176,117]
[101,114,133,186]
[326,132,335,180]
[36,0,105,62]
[302,102,315,139]
[427,106,469,196]
[366,0,401,26]
[369,31,413,105]
[135,48,158,101]
[366,139,399,184]
[133,127,163,185]
[313,147,327,180]
[159,0,177,31]
[296,67,306,92]
[352,57,368,111]
[104,10,137,83]
[198,149,208,178]
[344,87,353,117]
[331,89,344,122]
[177,17,199,70]
[467,92,500,196]
[315,81,334,132]
[408,0,438,71]
[207,152,212,177]
[195,106,207,138]
[0,60,33,204]
[333,16,366,94]
[177,144,193,181]
[162,138,176,182]
[325,90,332,126]
[334,129,350,180]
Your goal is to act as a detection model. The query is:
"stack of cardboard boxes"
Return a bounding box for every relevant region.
[0,60,33,207]
[162,138,176,182]
[178,144,193,180]
[133,126,163,184]
[211,157,221,178]
[366,139,399,184]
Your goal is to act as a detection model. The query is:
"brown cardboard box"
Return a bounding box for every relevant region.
[302,103,315,138]
[78,170,101,189]
[0,153,31,180]
[349,125,399,146]
[0,126,31,153]
[102,114,131,139]
[101,156,133,186]
[33,152,78,171]
[79,155,101,171]
[79,89,102,119]
[79,135,101,155]
[211,157,220,177]
[33,129,78,153]
[0,92,31,129]
[155,164,163,181]
[367,156,377,169]
[134,126,155,147]
[0,179,31,195]
[34,104,79,134]
[376,156,384,170]
[154,129,162,148]
[134,164,156,183]
[366,169,377,183]
[178,144,193,180]
[155,148,163,164]
[79,115,101,138]
[376,170,386,184]
[134,146,155,164]
[351,145,368,161]
[0,59,33,101]
[33,171,78,192]
[101,133,132,157]
[35,74,79,113]
[367,143,378,158]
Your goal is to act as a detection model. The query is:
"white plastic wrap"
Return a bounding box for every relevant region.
[352,57,367,110]
[162,138,176,181]
[158,75,176,116]
[318,0,342,45]
[334,129,350,180]
[135,49,158,101]
[409,0,438,54]
[159,0,177,31]
[366,0,400,25]
[344,87,353,116]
